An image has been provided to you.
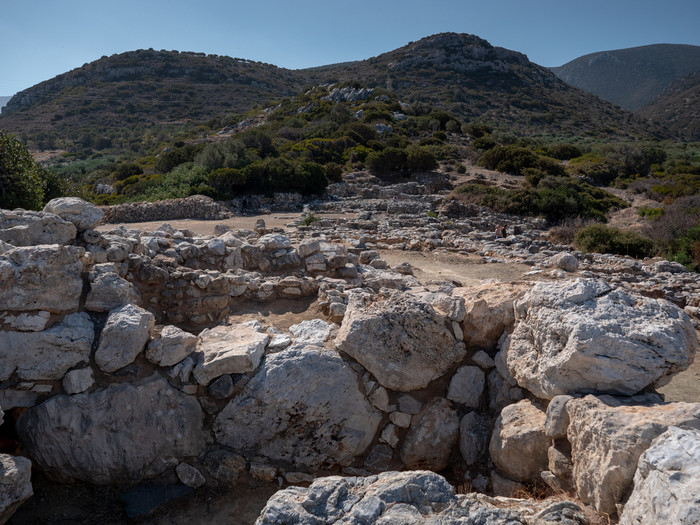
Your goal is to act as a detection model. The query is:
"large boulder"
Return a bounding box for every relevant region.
[566,394,700,515]
[0,209,76,246]
[214,345,381,470]
[0,312,93,381]
[95,304,155,373]
[16,374,206,484]
[504,279,697,400]
[0,244,85,313]
[43,197,104,231]
[620,426,700,525]
[335,291,466,391]
[255,470,587,525]
[400,398,460,471]
[453,282,532,350]
[489,399,549,483]
[0,454,33,524]
[193,321,270,385]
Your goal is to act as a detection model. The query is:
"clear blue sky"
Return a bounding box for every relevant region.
[2,0,699,96]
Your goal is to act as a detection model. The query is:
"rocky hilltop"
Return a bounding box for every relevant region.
[1,179,699,523]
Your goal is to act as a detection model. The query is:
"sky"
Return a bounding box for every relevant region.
[1,0,699,96]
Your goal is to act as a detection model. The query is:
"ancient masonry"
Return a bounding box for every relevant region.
[0,193,699,523]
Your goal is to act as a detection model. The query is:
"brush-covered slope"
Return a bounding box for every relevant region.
[551,44,700,110]
[637,71,700,141]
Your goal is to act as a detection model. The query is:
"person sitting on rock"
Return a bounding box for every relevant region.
[495,225,502,238]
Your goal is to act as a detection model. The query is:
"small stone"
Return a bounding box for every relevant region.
[471,350,495,369]
[545,395,573,439]
[369,386,389,412]
[176,462,206,488]
[397,394,422,415]
[380,424,399,448]
[63,368,95,395]
[250,462,277,481]
[389,411,412,428]
[208,375,234,400]
[447,366,485,408]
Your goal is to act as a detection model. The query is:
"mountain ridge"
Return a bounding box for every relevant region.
[551,43,700,110]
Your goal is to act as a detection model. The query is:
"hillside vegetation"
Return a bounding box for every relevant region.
[638,71,700,140]
[0,33,664,156]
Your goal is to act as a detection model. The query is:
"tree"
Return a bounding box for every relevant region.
[0,132,48,210]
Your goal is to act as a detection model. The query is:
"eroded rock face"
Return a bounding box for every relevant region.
[214,345,381,470]
[0,209,76,246]
[453,282,532,350]
[43,197,104,231]
[254,470,587,525]
[566,394,700,515]
[0,313,93,381]
[0,245,85,313]
[620,426,700,525]
[335,290,466,391]
[489,399,549,483]
[0,454,33,525]
[17,374,206,484]
[504,279,697,400]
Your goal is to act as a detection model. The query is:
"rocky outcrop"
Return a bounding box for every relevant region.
[504,279,697,399]
[255,470,588,525]
[335,290,466,391]
[17,374,206,484]
[214,345,381,470]
[100,195,232,223]
[0,244,85,313]
[566,394,700,514]
[620,426,700,525]
[400,398,460,471]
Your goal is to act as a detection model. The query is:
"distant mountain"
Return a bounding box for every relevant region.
[637,71,700,140]
[0,34,665,153]
[551,44,700,110]
[0,96,11,110]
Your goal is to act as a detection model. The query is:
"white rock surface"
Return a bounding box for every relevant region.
[0,454,33,524]
[566,394,700,514]
[214,345,381,470]
[194,321,269,385]
[620,426,700,525]
[335,290,466,391]
[43,197,104,231]
[505,278,698,399]
[288,318,333,345]
[489,399,549,483]
[145,325,198,367]
[0,313,93,381]
[0,245,85,313]
[17,374,206,484]
[95,304,155,373]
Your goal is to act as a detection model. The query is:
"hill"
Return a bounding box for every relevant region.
[551,43,700,110]
[315,33,658,139]
[637,71,700,140]
[0,34,665,154]
[0,96,11,109]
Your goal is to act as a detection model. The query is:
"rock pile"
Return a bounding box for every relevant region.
[1,195,699,524]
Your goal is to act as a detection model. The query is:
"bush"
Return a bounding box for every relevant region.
[546,144,582,160]
[667,222,700,271]
[367,148,408,175]
[574,224,655,259]
[0,132,61,210]
[479,145,563,176]
[406,145,438,172]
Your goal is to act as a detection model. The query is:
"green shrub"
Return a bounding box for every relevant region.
[546,144,582,160]
[406,145,438,172]
[113,162,143,181]
[638,206,664,220]
[0,132,63,210]
[667,221,700,271]
[367,148,408,175]
[574,224,655,259]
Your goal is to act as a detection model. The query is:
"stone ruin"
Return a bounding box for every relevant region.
[0,195,699,524]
